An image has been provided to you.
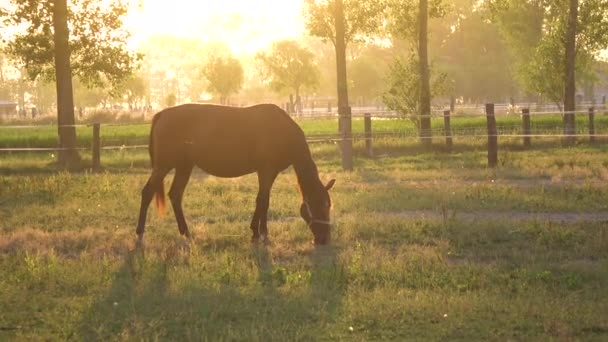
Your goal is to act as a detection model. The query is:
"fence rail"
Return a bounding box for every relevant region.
[1,104,607,170]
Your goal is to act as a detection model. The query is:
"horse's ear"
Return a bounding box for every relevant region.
[325,179,336,191]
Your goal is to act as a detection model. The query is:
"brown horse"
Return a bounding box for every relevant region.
[136,103,335,245]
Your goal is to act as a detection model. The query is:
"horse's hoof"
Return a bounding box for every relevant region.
[135,236,145,249]
[260,235,272,245]
[180,235,191,244]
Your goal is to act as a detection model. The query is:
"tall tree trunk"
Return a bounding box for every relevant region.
[418,0,432,147]
[563,0,577,145]
[335,0,353,171]
[52,0,79,164]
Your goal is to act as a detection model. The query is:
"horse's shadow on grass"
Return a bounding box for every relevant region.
[78,240,344,340]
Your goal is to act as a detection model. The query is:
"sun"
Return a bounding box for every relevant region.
[124,0,306,55]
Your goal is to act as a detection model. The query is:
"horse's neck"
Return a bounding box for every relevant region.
[293,153,321,199]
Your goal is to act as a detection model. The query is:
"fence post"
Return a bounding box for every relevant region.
[486,103,498,168]
[589,106,596,144]
[364,112,373,157]
[522,108,531,148]
[443,110,453,151]
[92,123,101,172]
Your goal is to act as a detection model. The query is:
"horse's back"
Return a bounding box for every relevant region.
[150,104,305,177]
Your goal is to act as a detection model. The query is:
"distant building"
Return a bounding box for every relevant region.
[0,100,17,116]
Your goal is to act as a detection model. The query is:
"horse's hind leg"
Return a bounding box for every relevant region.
[168,164,194,238]
[136,167,170,245]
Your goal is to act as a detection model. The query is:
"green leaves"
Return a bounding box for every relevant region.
[303,0,386,45]
[2,0,138,90]
[383,56,447,119]
[488,0,608,104]
[202,55,244,104]
[255,40,320,97]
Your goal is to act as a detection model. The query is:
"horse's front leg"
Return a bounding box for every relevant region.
[251,171,278,244]
[249,194,265,243]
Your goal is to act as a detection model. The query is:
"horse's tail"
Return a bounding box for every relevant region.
[149,113,166,217]
[155,181,166,218]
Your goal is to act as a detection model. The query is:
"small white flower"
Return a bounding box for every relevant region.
[349,326,354,332]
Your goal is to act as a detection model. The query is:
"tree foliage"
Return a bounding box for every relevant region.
[202,55,244,105]
[256,40,320,109]
[383,56,447,118]
[488,0,608,104]
[438,7,516,102]
[304,0,386,45]
[2,0,139,89]
[348,49,387,103]
[386,0,445,42]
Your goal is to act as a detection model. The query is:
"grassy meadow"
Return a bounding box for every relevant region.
[1,117,608,340]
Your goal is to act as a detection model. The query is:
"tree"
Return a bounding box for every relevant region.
[2,0,139,163]
[53,0,79,163]
[564,0,578,144]
[489,0,608,144]
[304,0,384,170]
[73,78,107,110]
[385,0,444,146]
[0,49,13,101]
[418,0,431,146]
[489,0,608,108]
[348,54,384,105]
[119,74,146,110]
[437,6,516,103]
[256,40,320,113]
[202,55,244,105]
[138,36,222,104]
[383,56,447,120]
[31,80,56,116]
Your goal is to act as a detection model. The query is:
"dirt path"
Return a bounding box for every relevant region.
[372,210,608,224]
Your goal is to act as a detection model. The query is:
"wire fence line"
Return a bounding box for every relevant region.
[1,132,606,153]
[1,107,606,154]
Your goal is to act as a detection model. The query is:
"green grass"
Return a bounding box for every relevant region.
[1,128,608,340]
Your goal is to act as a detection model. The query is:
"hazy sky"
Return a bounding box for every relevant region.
[125,0,306,55]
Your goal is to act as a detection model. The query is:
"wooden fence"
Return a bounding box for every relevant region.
[1,103,607,171]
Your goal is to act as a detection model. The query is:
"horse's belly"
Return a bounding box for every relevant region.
[194,154,257,178]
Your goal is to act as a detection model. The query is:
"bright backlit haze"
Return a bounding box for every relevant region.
[125,0,306,55]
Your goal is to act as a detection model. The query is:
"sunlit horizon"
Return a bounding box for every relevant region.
[125,0,306,56]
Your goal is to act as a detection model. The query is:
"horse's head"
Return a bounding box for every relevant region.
[300,179,335,245]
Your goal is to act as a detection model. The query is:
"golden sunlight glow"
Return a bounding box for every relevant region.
[125,0,305,55]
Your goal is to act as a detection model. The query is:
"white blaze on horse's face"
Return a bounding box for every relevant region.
[300,179,335,245]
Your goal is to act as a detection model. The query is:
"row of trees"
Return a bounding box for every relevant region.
[4,2,606,115]
[1,0,608,165]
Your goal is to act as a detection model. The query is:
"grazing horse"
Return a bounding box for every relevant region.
[135,103,336,245]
